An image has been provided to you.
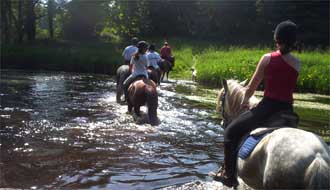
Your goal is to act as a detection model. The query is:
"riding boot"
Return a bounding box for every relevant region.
[124,87,128,102]
[211,143,239,188]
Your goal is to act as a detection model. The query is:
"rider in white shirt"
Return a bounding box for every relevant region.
[146,44,162,84]
[122,37,138,65]
[123,41,149,100]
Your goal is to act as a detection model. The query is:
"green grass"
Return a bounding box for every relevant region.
[2,42,123,75]
[3,39,329,94]
[164,40,329,94]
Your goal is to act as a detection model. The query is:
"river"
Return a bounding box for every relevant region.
[0,70,328,189]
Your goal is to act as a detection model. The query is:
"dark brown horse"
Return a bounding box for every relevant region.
[127,78,158,125]
[116,65,130,103]
[158,59,174,82]
[147,66,160,85]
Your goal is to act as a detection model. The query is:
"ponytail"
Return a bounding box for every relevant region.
[279,44,291,55]
[133,51,140,60]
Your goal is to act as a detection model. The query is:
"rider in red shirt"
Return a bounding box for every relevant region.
[211,20,300,188]
[160,41,175,69]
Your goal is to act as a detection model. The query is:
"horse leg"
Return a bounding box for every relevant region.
[161,72,165,82]
[134,106,141,116]
[116,75,122,103]
[166,71,169,81]
[128,101,133,113]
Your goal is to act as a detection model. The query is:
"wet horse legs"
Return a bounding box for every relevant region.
[134,106,141,116]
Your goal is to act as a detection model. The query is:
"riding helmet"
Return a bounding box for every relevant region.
[137,41,149,49]
[149,44,156,51]
[131,37,139,45]
[273,20,297,45]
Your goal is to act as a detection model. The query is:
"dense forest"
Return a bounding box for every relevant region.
[1,0,329,46]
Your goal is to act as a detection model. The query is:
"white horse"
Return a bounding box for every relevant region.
[216,79,330,189]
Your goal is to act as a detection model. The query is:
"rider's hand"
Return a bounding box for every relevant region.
[240,102,250,110]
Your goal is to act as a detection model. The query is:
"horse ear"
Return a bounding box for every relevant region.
[240,79,248,87]
[222,79,228,92]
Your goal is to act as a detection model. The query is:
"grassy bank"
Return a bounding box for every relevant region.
[1,42,123,75]
[174,83,330,143]
[169,43,329,94]
[2,40,329,94]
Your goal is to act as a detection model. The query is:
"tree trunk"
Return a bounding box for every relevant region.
[1,0,9,44]
[47,0,55,39]
[17,0,24,43]
[25,0,37,43]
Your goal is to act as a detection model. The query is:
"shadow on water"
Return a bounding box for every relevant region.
[0,70,329,189]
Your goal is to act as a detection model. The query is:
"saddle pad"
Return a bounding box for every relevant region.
[238,133,267,159]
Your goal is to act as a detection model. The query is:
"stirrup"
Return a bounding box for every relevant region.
[209,165,239,188]
[213,174,238,188]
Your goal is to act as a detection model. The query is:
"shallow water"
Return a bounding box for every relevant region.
[0,70,227,189]
[0,70,328,189]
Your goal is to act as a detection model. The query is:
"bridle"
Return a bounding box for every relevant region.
[220,90,231,128]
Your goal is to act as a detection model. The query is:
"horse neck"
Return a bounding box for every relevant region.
[226,81,259,119]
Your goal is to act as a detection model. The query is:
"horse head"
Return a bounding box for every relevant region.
[147,67,159,85]
[216,79,258,127]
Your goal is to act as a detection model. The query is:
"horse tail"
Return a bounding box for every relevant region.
[305,153,330,189]
[145,83,158,125]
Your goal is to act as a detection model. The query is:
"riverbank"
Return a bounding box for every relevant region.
[2,40,329,94]
[173,81,330,143]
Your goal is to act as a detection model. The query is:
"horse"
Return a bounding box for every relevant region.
[215,79,330,189]
[147,66,160,85]
[127,77,158,126]
[158,59,173,82]
[116,65,130,103]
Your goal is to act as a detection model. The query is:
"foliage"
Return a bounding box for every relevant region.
[1,0,329,46]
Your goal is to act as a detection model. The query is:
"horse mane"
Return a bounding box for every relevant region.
[216,79,259,118]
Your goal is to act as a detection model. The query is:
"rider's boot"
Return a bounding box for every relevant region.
[210,143,239,188]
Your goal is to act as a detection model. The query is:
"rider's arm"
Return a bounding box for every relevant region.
[129,58,134,73]
[241,54,270,107]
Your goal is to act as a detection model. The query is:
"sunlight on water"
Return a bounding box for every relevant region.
[4,71,326,189]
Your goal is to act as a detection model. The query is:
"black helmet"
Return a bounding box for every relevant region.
[148,44,155,51]
[131,37,139,45]
[137,41,149,49]
[274,20,297,45]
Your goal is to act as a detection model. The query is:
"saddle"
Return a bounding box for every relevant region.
[238,110,299,159]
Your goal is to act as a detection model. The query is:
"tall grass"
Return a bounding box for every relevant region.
[169,41,329,94]
[3,39,329,94]
[2,42,122,75]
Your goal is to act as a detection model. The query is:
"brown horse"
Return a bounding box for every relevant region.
[127,78,158,125]
[158,59,174,82]
[147,66,160,85]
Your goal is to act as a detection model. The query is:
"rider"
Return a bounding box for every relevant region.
[211,20,300,187]
[146,44,162,84]
[123,41,149,101]
[122,37,139,65]
[160,41,174,70]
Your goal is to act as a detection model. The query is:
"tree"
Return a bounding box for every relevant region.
[47,0,56,39]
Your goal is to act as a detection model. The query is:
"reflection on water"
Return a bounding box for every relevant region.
[0,70,226,189]
[1,70,328,189]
